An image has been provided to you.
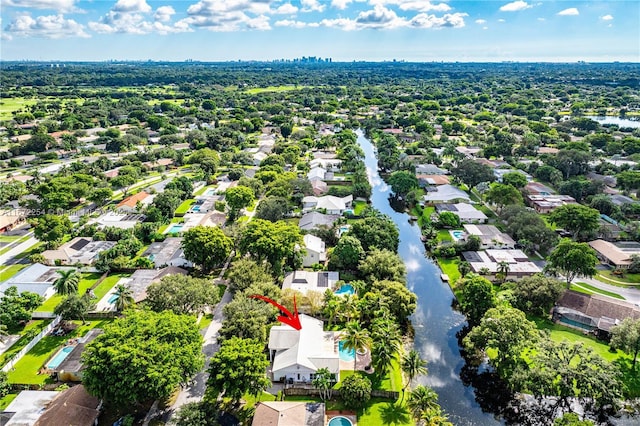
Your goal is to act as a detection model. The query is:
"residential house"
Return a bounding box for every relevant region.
[526,194,577,214]
[588,240,640,269]
[41,238,116,266]
[0,263,60,299]
[309,158,342,172]
[462,224,516,249]
[302,234,327,267]
[608,194,636,207]
[493,169,533,183]
[268,314,340,383]
[94,211,144,230]
[33,385,101,426]
[0,210,26,233]
[53,329,103,382]
[524,182,555,196]
[456,146,482,158]
[253,402,325,426]
[422,185,470,204]
[116,191,154,213]
[462,249,541,280]
[302,195,353,215]
[553,290,640,338]
[310,180,328,196]
[103,168,120,179]
[281,271,339,295]
[416,175,450,187]
[415,164,449,175]
[298,212,340,232]
[142,237,192,268]
[2,391,60,426]
[142,158,174,171]
[435,203,487,223]
[307,167,327,182]
[121,266,188,304]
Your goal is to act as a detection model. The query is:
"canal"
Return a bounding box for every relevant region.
[357,129,502,425]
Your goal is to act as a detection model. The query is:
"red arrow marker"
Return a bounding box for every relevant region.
[250,294,302,330]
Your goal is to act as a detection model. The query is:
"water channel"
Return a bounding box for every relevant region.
[357,129,502,425]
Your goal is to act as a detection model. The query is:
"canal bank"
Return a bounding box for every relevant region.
[357,129,502,425]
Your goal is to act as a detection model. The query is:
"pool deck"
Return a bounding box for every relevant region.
[338,349,372,373]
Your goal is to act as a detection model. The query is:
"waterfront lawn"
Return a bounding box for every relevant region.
[353,200,368,216]
[7,320,110,384]
[532,317,640,397]
[438,258,461,286]
[437,229,452,242]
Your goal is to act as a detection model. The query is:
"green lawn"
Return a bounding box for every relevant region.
[7,320,111,384]
[0,264,28,282]
[175,199,195,216]
[35,272,101,312]
[353,200,368,216]
[194,185,214,196]
[0,393,19,410]
[571,282,624,300]
[358,399,412,426]
[597,271,640,286]
[437,258,461,286]
[0,320,51,367]
[437,229,453,242]
[0,97,38,119]
[0,235,22,243]
[198,313,213,331]
[245,85,307,94]
[92,273,130,301]
[0,235,32,256]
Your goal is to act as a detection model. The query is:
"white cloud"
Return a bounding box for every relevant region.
[498,18,505,22]
[371,0,451,12]
[354,5,405,29]
[89,0,186,34]
[274,3,298,14]
[246,15,271,30]
[475,19,486,24]
[275,19,308,28]
[499,1,531,12]
[5,13,89,38]
[557,8,579,16]
[301,0,325,12]
[2,0,80,12]
[112,0,151,14]
[601,14,613,21]
[410,12,467,28]
[331,0,352,10]
[154,6,175,22]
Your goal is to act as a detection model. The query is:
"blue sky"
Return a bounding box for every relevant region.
[1,1,638,61]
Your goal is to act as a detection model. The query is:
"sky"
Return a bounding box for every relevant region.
[1,0,639,62]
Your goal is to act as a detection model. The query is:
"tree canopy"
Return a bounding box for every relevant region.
[182,226,233,273]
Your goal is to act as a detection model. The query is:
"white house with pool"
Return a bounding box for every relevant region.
[268,314,341,383]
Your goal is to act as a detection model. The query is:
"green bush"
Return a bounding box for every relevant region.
[340,375,372,409]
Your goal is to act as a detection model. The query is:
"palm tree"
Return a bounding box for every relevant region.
[113,284,134,312]
[372,342,397,378]
[401,350,428,402]
[422,406,452,426]
[407,385,440,422]
[53,269,80,296]
[496,261,510,284]
[341,321,372,371]
[312,367,334,401]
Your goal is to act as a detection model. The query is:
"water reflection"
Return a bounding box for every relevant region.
[356,129,503,425]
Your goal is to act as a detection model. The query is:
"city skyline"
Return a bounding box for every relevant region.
[1,1,639,62]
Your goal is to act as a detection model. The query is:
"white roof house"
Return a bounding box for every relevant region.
[462,249,541,280]
[0,263,60,299]
[268,314,340,383]
[423,185,470,203]
[94,211,144,230]
[41,238,116,266]
[307,167,326,181]
[435,203,487,223]
[463,224,516,249]
[282,271,339,294]
[302,234,326,267]
[302,195,353,215]
[309,158,342,172]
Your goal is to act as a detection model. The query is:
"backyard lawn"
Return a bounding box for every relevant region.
[438,258,461,286]
[35,272,103,313]
[92,273,130,301]
[175,199,195,216]
[0,320,51,367]
[437,229,452,242]
[7,320,111,385]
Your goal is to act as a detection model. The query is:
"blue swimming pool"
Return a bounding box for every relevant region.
[167,224,183,234]
[338,340,355,362]
[328,416,353,426]
[334,284,355,296]
[450,230,465,241]
[192,205,201,212]
[47,346,74,369]
[108,294,118,304]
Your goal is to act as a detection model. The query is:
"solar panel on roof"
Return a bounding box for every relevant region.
[69,238,90,251]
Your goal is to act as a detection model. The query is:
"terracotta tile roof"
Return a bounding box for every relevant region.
[117,191,150,208]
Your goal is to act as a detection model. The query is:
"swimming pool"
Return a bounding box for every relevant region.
[450,230,465,241]
[328,416,354,426]
[338,225,350,236]
[334,284,355,296]
[108,294,118,304]
[166,224,183,234]
[192,205,201,212]
[338,340,355,362]
[46,346,74,369]
[205,189,216,196]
